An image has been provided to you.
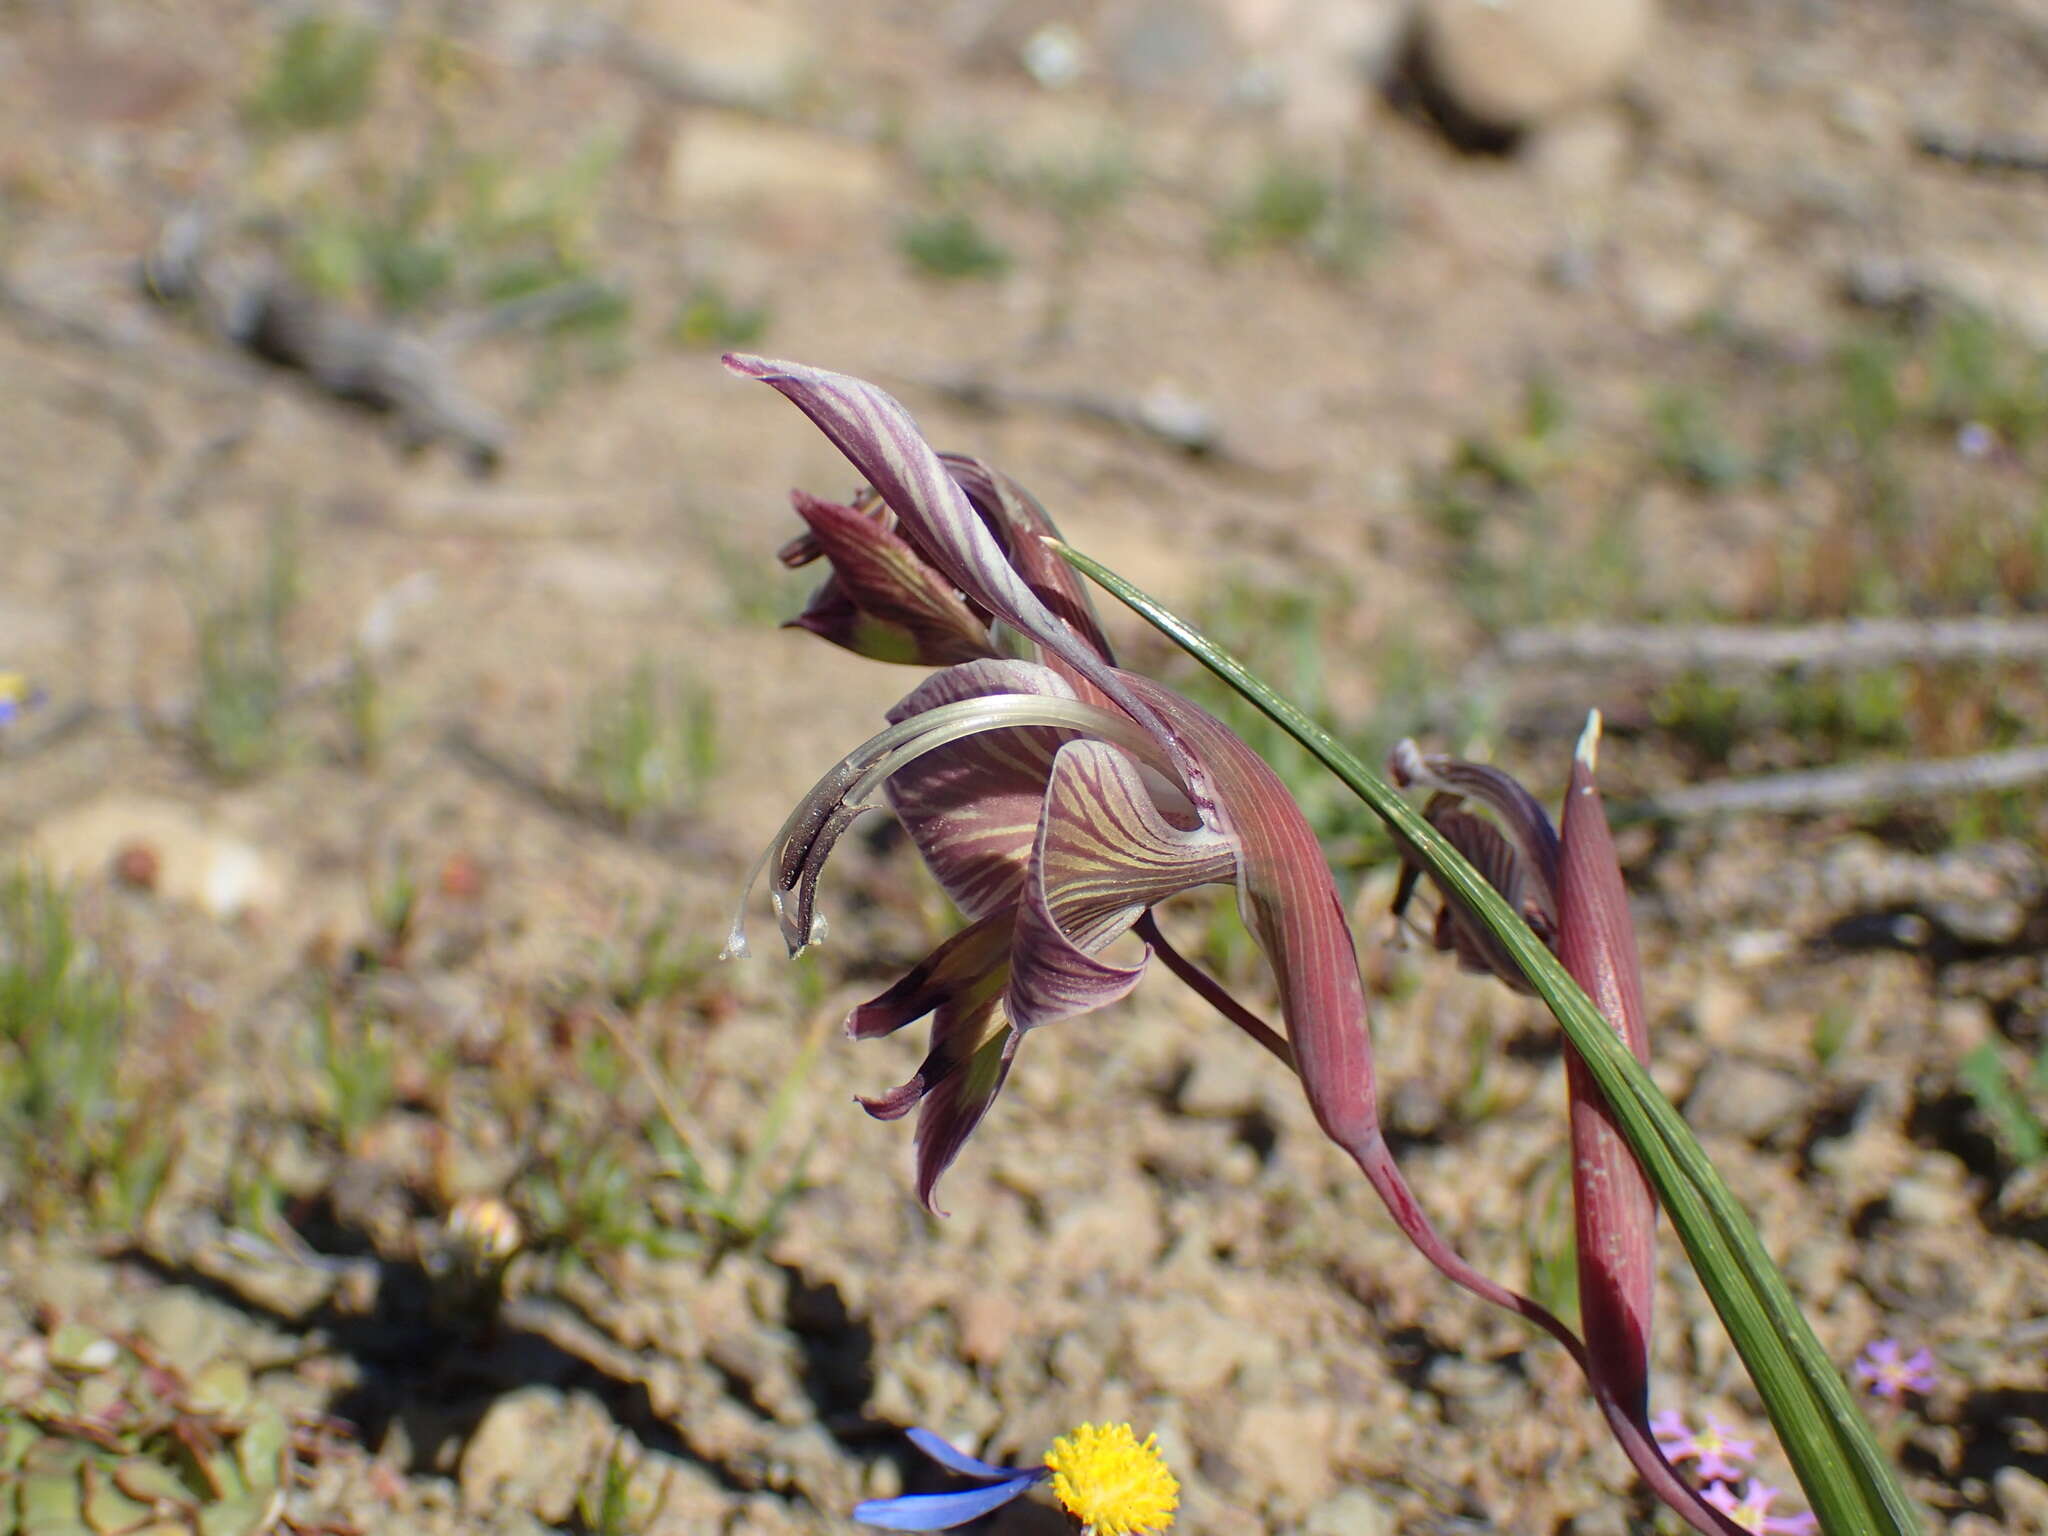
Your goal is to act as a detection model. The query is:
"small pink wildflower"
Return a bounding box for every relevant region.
[1854,1338,1938,1401]
[1650,1409,1757,1483]
[1703,1479,1819,1535]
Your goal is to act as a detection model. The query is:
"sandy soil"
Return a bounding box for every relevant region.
[2,2,2047,1532]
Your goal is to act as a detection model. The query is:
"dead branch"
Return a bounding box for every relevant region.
[140,214,506,473]
[1497,616,2048,673]
[0,270,256,395]
[1913,124,2048,179]
[1630,744,2048,822]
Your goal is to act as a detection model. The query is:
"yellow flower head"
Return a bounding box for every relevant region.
[1043,1422,1178,1535]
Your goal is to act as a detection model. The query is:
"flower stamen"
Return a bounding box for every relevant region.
[1043,1422,1178,1535]
[723,692,1177,959]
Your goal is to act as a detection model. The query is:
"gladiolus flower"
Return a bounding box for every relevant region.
[727,355,1749,1536]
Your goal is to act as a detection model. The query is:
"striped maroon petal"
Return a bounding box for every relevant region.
[911,1021,1020,1215]
[1006,738,1237,1033]
[860,1003,1019,1216]
[1389,739,1563,895]
[784,488,999,666]
[725,356,1097,670]
[1387,741,1563,989]
[1123,675,1382,1147]
[1556,713,1658,1415]
[882,660,1081,919]
[941,454,1117,667]
[725,354,1211,812]
[847,911,1014,1041]
[1415,800,1559,991]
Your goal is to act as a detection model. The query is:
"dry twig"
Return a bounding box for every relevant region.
[1629,744,2048,822]
[1497,616,2048,673]
[141,214,506,473]
[1913,123,2048,178]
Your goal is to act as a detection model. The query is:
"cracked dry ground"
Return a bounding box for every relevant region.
[3,1,2048,1532]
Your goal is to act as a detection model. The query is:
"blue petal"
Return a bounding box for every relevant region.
[904,1428,1030,1482]
[854,1475,1040,1530]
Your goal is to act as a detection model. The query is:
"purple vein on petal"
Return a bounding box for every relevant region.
[1006,737,1237,1033]
[883,660,1085,920]
[784,488,998,666]
[908,1022,1018,1215]
[847,912,1014,1041]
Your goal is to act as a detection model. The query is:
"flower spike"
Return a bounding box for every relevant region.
[730,358,1749,1535]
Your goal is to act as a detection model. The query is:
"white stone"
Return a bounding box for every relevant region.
[26,794,283,921]
[667,110,891,211]
[1417,0,1654,132]
[1305,1487,1398,1536]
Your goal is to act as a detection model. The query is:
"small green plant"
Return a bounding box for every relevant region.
[575,660,719,828]
[524,973,827,1276]
[1212,159,1383,274]
[308,982,397,1150]
[1810,1006,1854,1068]
[1929,308,2048,447]
[527,282,634,391]
[1650,386,1748,491]
[898,210,1012,281]
[1222,162,1329,247]
[289,132,627,331]
[1652,666,1917,769]
[244,12,383,133]
[365,851,419,966]
[670,281,772,349]
[596,899,708,1013]
[1020,146,1133,228]
[524,1138,685,1263]
[1833,332,1903,456]
[341,646,392,769]
[188,519,299,781]
[0,871,168,1227]
[638,983,827,1269]
[1959,1040,2048,1166]
[1775,668,1913,752]
[576,1439,648,1536]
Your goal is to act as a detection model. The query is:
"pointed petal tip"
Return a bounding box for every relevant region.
[1576,709,1603,772]
[1388,737,1425,787]
[857,1080,925,1121]
[721,351,776,379]
[902,1429,1023,1481]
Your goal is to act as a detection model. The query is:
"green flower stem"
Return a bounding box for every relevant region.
[1055,540,1919,1536]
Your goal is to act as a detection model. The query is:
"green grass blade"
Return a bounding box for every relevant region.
[1054,540,1920,1536]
